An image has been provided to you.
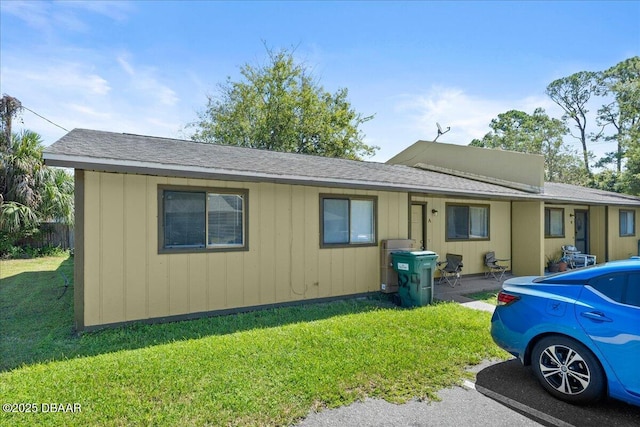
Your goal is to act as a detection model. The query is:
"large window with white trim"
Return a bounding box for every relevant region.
[159,186,247,252]
[320,195,376,247]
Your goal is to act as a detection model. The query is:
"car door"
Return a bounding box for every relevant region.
[575,272,640,396]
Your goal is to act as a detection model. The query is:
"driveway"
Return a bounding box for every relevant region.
[476,359,640,427]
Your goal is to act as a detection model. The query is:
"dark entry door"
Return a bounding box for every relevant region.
[574,210,589,254]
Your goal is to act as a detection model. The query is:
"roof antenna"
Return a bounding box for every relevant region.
[433,122,450,142]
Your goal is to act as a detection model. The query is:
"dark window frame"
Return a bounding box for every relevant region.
[158,185,249,254]
[319,194,377,248]
[544,207,565,238]
[445,203,490,242]
[619,209,636,237]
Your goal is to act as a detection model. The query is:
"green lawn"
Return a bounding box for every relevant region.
[464,290,499,306]
[0,255,508,426]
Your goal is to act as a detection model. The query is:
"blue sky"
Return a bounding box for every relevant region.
[1,1,638,162]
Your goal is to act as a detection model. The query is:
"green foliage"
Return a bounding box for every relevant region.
[190,46,377,160]
[0,256,507,426]
[596,56,640,172]
[0,127,74,247]
[469,108,585,182]
[619,141,640,195]
[588,169,623,193]
[474,58,639,189]
[546,71,601,176]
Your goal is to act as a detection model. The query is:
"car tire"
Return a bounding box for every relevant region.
[531,335,605,404]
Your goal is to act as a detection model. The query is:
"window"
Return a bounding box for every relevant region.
[446,204,489,241]
[160,186,247,252]
[321,195,376,247]
[620,210,635,237]
[545,208,564,238]
[589,273,625,304]
[589,273,640,308]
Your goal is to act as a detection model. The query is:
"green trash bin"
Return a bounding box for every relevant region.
[391,251,438,307]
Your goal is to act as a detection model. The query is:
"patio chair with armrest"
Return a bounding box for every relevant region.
[437,253,463,287]
[484,251,510,281]
[561,245,596,268]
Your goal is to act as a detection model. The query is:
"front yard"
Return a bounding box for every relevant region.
[0,255,508,426]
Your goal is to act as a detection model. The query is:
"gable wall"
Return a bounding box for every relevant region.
[78,170,409,329]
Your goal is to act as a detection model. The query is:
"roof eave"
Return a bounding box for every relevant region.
[43,153,528,201]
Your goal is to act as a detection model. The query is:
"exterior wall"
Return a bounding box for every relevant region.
[512,201,545,276]
[543,204,589,261]
[410,195,511,275]
[607,206,640,260]
[78,171,409,329]
[388,141,544,191]
[589,206,607,263]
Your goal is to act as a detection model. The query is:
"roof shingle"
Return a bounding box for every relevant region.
[43,129,640,206]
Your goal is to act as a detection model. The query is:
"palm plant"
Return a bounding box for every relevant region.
[0,129,73,240]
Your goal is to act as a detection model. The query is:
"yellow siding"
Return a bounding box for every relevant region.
[543,204,589,261]
[81,171,410,327]
[589,206,606,262]
[123,174,148,321]
[83,172,101,326]
[512,201,544,276]
[100,173,125,325]
[410,195,511,275]
[608,206,640,260]
[147,176,169,318]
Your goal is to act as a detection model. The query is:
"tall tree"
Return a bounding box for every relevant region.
[0,94,23,204]
[469,108,583,182]
[595,57,640,172]
[190,47,377,160]
[1,96,75,246]
[546,71,601,176]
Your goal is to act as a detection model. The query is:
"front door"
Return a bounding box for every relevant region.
[411,204,426,250]
[574,210,589,254]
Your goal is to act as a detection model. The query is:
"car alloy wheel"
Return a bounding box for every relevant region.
[531,335,605,404]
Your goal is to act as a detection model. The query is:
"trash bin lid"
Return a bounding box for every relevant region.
[409,250,437,256]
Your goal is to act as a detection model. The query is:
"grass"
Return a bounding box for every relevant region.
[1,255,509,426]
[464,290,499,306]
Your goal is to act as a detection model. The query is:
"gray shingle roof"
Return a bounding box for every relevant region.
[43,129,640,206]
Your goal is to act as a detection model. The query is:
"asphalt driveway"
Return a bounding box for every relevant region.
[297,358,640,427]
[476,359,640,427]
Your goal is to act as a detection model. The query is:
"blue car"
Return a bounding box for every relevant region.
[491,259,640,407]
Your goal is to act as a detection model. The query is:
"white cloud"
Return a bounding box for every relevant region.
[7,61,111,96]
[116,54,179,106]
[0,0,132,34]
[396,85,563,145]
[1,49,190,147]
[65,103,111,120]
[117,56,136,76]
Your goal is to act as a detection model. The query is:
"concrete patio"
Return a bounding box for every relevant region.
[433,272,513,304]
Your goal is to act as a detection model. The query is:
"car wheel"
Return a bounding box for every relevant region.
[531,335,605,404]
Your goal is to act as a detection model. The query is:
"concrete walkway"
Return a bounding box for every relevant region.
[433,272,508,314]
